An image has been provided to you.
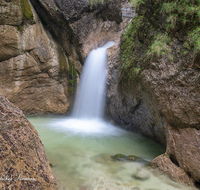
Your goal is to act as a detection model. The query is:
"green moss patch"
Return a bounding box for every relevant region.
[57,43,77,95]
[121,0,200,81]
[57,44,68,73]
[20,0,33,20]
[67,58,77,95]
[147,33,173,61]
[17,25,23,34]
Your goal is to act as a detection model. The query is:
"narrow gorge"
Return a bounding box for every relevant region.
[0,0,200,190]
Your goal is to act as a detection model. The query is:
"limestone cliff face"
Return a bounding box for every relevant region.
[0,94,57,189]
[0,0,122,114]
[30,0,122,72]
[0,0,75,114]
[107,0,200,187]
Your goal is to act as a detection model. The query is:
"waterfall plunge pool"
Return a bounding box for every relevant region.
[27,116,192,190]
[26,42,193,190]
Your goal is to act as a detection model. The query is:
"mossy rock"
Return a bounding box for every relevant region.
[57,44,68,73]
[111,154,127,161]
[111,154,150,166]
[17,25,23,34]
[111,154,138,162]
[126,155,138,160]
[134,157,150,166]
[20,0,34,20]
[68,58,77,78]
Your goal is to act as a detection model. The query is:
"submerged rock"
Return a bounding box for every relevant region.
[111,154,128,161]
[133,170,150,181]
[0,94,58,189]
[92,154,113,164]
[111,154,150,166]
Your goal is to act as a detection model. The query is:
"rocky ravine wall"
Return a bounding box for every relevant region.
[0,0,122,115]
[0,94,57,189]
[107,0,200,188]
[0,0,76,114]
[29,0,122,69]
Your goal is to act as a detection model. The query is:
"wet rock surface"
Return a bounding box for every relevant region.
[0,0,122,114]
[0,94,57,189]
[0,0,73,114]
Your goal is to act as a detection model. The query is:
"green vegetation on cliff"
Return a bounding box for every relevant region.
[67,58,77,94]
[17,25,24,34]
[20,0,34,20]
[121,0,200,80]
[57,44,68,73]
[57,44,77,94]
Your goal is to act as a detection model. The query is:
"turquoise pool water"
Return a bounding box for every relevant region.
[27,116,193,190]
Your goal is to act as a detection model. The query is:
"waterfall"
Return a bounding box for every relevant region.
[72,41,114,119]
[53,41,116,135]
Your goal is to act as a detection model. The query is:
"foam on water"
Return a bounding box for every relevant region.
[50,118,127,136]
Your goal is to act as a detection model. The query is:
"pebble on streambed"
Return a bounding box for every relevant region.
[133,169,150,180]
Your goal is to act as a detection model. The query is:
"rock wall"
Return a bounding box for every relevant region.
[107,0,200,187]
[0,93,57,189]
[30,0,122,72]
[0,0,122,114]
[0,0,75,114]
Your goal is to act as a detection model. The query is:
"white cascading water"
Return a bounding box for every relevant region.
[51,41,127,136]
[73,41,114,119]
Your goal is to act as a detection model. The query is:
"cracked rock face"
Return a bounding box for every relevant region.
[0,94,58,189]
[0,0,71,114]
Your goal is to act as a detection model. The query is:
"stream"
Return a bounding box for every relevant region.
[27,116,192,190]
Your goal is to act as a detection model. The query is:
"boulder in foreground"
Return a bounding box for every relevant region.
[0,94,58,190]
